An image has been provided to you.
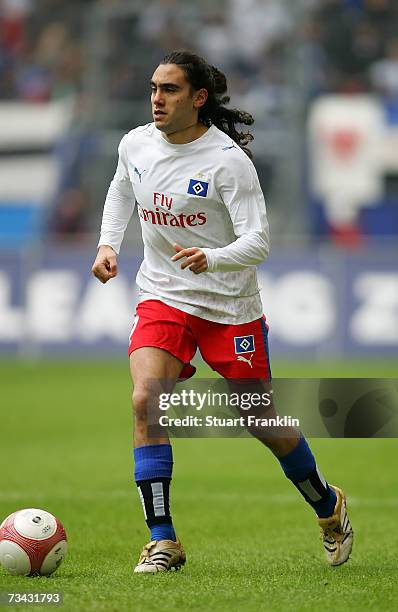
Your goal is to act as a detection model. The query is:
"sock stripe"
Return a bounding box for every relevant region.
[151,482,166,517]
[316,466,327,489]
[297,479,323,502]
[278,436,337,518]
[296,466,331,504]
[138,487,148,519]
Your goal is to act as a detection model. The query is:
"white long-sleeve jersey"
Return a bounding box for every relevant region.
[98,122,270,324]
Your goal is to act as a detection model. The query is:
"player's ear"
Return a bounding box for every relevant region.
[193,88,208,109]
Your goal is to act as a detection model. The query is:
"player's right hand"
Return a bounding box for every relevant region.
[91,245,118,283]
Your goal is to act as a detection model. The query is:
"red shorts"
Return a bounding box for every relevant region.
[128,299,271,380]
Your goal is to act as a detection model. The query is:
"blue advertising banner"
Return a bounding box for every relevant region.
[0,246,397,357]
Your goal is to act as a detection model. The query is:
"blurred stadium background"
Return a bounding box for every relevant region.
[0,0,397,364]
[1,3,398,608]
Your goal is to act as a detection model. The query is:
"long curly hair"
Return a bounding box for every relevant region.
[160,50,254,158]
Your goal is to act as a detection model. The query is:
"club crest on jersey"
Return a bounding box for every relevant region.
[234,335,255,354]
[187,179,209,198]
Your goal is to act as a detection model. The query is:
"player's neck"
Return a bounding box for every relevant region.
[162,122,209,145]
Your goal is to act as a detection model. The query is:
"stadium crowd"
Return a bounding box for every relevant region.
[2,0,398,103]
[1,0,398,237]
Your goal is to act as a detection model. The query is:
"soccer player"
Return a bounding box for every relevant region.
[92,50,353,573]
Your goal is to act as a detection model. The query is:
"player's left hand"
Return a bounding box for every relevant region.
[171,243,208,274]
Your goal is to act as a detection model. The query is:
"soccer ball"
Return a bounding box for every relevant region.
[0,508,67,576]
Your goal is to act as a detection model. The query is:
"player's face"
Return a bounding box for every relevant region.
[150,64,207,135]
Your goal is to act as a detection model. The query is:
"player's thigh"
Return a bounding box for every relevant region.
[128,299,197,393]
[130,346,184,387]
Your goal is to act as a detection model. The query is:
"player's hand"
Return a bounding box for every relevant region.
[91,245,118,283]
[171,243,208,274]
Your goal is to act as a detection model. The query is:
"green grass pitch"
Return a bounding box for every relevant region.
[0,359,397,611]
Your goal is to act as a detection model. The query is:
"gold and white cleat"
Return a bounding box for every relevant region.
[318,485,353,566]
[134,539,186,574]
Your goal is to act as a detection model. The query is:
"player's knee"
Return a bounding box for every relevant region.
[132,388,150,419]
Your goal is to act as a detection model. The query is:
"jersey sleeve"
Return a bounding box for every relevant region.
[201,155,270,272]
[98,134,136,254]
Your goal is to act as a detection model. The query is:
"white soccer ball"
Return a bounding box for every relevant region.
[0,508,67,576]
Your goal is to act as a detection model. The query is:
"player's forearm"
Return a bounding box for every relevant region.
[98,180,135,254]
[202,230,270,272]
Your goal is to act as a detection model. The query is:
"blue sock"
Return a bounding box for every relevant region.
[134,444,176,541]
[278,435,337,518]
[150,523,176,542]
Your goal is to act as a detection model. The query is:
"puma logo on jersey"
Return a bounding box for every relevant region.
[237,354,254,368]
[222,142,237,151]
[133,166,146,183]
